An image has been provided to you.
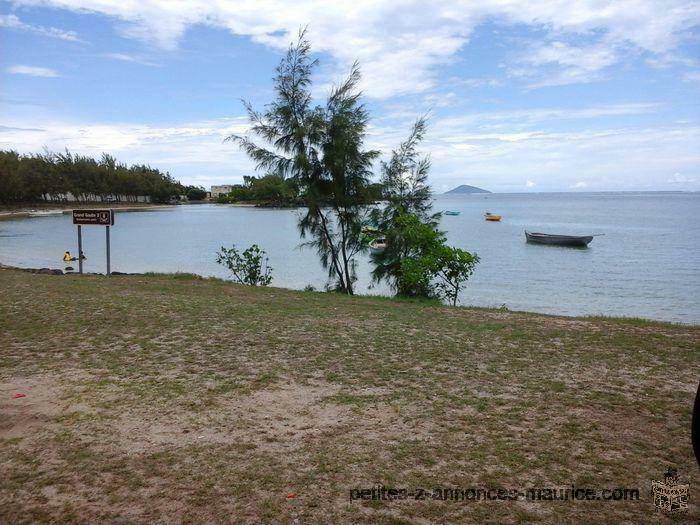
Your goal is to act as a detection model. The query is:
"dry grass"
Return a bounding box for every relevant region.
[0,268,698,524]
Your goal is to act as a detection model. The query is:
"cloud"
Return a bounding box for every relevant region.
[514,41,618,87]
[2,106,698,191]
[667,173,696,184]
[571,181,588,189]
[434,103,658,131]
[684,71,700,83]
[0,116,249,154]
[103,53,159,67]
[408,115,700,192]
[7,1,700,97]
[525,180,536,188]
[453,77,503,88]
[0,116,254,184]
[0,13,81,42]
[6,65,60,77]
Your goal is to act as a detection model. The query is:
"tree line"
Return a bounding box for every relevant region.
[0,150,186,204]
[215,174,383,207]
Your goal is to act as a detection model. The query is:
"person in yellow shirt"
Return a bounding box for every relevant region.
[63,251,76,262]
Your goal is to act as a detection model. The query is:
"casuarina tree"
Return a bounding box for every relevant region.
[228,30,377,294]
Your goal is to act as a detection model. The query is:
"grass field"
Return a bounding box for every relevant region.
[0,268,698,524]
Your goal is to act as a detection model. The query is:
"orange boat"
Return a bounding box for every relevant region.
[484,212,501,221]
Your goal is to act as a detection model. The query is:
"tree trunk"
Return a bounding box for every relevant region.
[338,213,353,295]
[317,210,347,293]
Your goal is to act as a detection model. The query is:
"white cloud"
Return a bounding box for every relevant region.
[0,13,81,42]
[667,173,696,184]
[7,0,700,97]
[422,91,459,108]
[454,77,503,88]
[2,108,698,191]
[646,54,698,69]
[0,116,254,184]
[514,41,618,87]
[434,103,658,130]
[411,116,700,192]
[6,65,60,77]
[684,71,700,83]
[103,53,159,66]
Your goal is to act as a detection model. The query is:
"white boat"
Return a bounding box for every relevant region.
[28,210,63,217]
[369,237,387,254]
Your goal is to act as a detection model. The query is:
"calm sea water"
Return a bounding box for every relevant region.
[1,192,698,323]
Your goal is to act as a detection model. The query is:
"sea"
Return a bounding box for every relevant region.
[1,192,698,323]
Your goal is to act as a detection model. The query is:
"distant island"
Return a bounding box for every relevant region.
[444,184,491,194]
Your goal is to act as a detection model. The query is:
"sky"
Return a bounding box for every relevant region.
[1,1,699,193]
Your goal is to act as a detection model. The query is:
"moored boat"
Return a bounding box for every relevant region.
[360,225,382,244]
[369,237,387,254]
[484,212,501,221]
[444,210,460,216]
[525,230,595,247]
[28,210,63,217]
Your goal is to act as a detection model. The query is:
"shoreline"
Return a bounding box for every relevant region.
[0,202,176,220]
[0,263,692,327]
[1,198,696,325]
[0,201,290,220]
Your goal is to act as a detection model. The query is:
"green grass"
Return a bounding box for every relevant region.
[0,268,698,524]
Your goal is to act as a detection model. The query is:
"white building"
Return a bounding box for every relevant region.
[210,185,235,198]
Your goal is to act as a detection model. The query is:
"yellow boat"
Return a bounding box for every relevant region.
[484,212,502,221]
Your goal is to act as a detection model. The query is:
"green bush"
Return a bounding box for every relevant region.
[215,244,273,286]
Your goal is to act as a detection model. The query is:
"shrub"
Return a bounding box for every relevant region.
[215,244,273,286]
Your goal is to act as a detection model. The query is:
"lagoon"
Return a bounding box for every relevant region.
[1,191,698,323]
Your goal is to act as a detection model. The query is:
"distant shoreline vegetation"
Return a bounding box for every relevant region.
[0,150,206,204]
[215,174,384,207]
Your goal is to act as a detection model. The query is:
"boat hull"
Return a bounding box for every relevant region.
[369,238,387,254]
[29,211,63,217]
[525,231,593,247]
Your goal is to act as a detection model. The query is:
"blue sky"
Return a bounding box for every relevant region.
[1,1,699,192]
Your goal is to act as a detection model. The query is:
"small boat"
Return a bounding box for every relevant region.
[369,237,387,254]
[444,210,460,216]
[360,225,383,244]
[484,212,501,221]
[28,210,63,217]
[525,230,595,247]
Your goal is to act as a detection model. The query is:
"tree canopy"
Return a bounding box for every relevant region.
[0,150,182,204]
[228,30,379,294]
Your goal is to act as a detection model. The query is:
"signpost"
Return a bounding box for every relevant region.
[72,209,115,275]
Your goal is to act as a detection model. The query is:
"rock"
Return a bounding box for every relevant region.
[32,268,64,275]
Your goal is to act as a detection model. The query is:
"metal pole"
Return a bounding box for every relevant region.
[77,225,83,274]
[106,225,111,276]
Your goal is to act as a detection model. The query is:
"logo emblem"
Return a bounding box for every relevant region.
[651,468,689,514]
